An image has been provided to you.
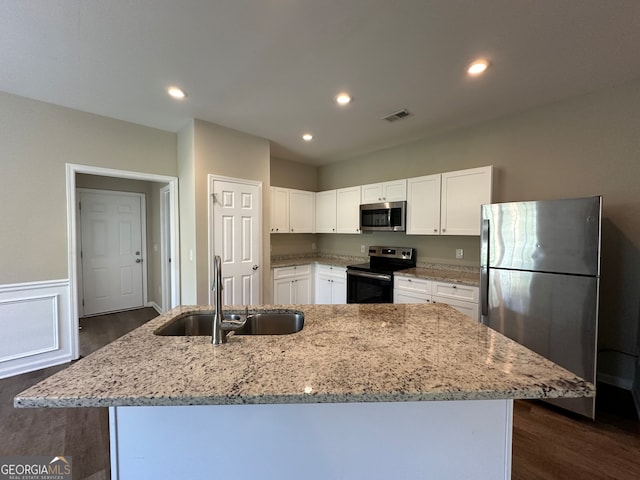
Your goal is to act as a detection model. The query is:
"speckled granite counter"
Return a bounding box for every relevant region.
[271,254,363,268]
[395,266,480,286]
[271,255,480,286]
[15,304,593,408]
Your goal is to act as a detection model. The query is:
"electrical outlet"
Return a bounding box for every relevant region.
[311,242,316,250]
[456,248,464,259]
[360,245,366,253]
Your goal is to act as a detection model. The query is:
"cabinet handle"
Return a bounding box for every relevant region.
[433,229,438,232]
[452,285,457,289]
[442,229,446,232]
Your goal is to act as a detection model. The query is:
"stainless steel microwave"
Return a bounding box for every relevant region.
[359,201,407,232]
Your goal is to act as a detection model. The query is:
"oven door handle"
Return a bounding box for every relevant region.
[347,270,392,282]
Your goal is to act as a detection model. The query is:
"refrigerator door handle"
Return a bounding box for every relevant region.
[480,266,489,318]
[480,218,490,319]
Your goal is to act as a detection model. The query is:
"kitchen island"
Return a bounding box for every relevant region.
[16,304,593,479]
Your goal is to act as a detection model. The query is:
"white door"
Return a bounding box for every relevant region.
[212,179,261,306]
[79,191,144,315]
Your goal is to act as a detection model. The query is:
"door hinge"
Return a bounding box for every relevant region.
[78,201,81,211]
[82,298,85,307]
[80,250,83,260]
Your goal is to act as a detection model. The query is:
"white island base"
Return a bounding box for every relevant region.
[109,399,513,480]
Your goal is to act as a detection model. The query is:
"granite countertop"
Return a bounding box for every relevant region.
[15,304,593,408]
[271,255,480,286]
[395,267,480,287]
[271,255,362,269]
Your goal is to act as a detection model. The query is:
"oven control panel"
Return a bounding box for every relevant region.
[368,246,415,260]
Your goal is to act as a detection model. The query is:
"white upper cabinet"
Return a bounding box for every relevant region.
[270,187,289,233]
[361,180,407,204]
[440,166,493,236]
[406,174,442,235]
[336,186,361,234]
[315,190,337,233]
[270,187,314,234]
[288,189,315,233]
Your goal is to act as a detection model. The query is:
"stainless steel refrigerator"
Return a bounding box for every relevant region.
[480,196,601,418]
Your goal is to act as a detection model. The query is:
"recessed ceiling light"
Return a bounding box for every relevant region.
[302,133,313,141]
[167,86,187,99]
[335,93,352,105]
[467,59,490,76]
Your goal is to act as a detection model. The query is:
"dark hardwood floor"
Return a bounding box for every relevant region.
[2,307,639,479]
[0,307,158,480]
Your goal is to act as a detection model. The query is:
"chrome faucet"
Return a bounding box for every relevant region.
[211,255,248,345]
[211,255,225,345]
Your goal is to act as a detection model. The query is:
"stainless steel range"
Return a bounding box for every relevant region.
[347,246,416,303]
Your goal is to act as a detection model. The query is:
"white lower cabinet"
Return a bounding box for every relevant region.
[431,281,479,320]
[315,264,346,304]
[394,276,479,319]
[394,276,432,304]
[273,265,313,304]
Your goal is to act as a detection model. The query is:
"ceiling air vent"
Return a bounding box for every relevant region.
[382,109,411,122]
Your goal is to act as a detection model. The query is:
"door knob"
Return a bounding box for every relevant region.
[136,259,142,263]
[252,265,259,271]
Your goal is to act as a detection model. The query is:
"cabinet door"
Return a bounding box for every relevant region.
[315,190,337,233]
[289,190,315,233]
[361,183,383,203]
[316,274,333,304]
[441,166,493,236]
[331,276,347,304]
[406,174,441,235]
[271,187,289,233]
[382,180,407,202]
[362,181,407,203]
[336,186,361,234]
[293,276,312,304]
[433,296,479,320]
[273,278,293,304]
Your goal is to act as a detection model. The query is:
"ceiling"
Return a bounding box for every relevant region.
[2,1,640,166]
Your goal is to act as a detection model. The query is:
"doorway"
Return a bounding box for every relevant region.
[66,164,180,360]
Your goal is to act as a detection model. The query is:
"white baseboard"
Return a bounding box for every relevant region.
[0,279,72,379]
[147,301,163,314]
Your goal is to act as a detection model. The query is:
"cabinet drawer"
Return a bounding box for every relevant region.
[395,276,431,294]
[316,264,346,278]
[432,282,478,303]
[432,296,479,320]
[273,265,312,279]
[394,290,431,304]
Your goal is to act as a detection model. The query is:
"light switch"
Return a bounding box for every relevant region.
[456,248,464,259]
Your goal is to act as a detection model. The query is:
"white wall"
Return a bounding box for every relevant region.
[0,92,177,376]
[0,92,177,284]
[178,119,271,304]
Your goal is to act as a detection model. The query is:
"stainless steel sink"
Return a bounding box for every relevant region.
[153,310,304,336]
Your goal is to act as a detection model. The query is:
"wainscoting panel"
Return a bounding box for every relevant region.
[0,279,72,379]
